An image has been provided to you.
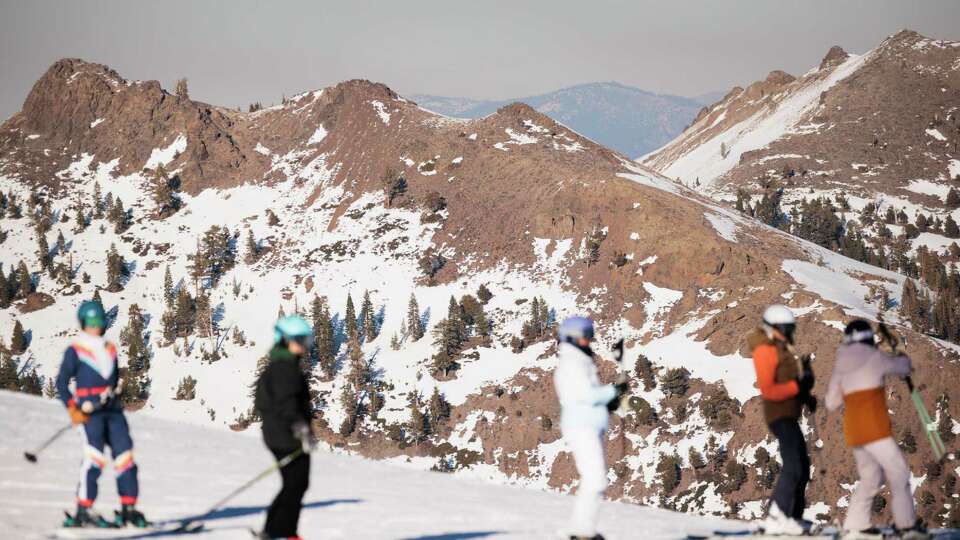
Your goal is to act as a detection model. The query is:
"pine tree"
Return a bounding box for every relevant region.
[407,293,424,341]
[73,197,87,232]
[344,293,357,341]
[43,377,57,399]
[428,387,450,427]
[947,188,960,209]
[199,225,236,286]
[408,398,429,444]
[446,295,464,351]
[688,447,706,470]
[244,229,260,264]
[174,376,197,400]
[0,351,19,390]
[175,78,189,100]
[160,306,177,344]
[163,266,174,306]
[174,287,196,337]
[946,215,960,239]
[0,271,9,308]
[17,260,32,298]
[10,320,26,354]
[106,243,128,292]
[311,296,336,379]
[149,164,180,217]
[19,367,42,395]
[36,231,51,271]
[55,230,65,255]
[109,198,128,233]
[345,336,370,390]
[361,290,377,342]
[339,384,359,436]
[475,307,491,339]
[635,354,657,391]
[660,367,690,397]
[92,182,103,219]
[477,283,493,304]
[189,239,207,290]
[120,304,150,379]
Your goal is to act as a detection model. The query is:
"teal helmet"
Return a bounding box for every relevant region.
[274,315,313,346]
[77,300,107,329]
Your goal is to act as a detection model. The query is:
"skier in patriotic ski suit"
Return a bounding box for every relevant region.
[554,316,626,540]
[254,315,316,540]
[748,304,814,536]
[56,300,147,528]
[825,319,928,540]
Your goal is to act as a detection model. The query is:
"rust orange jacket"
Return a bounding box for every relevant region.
[748,329,801,424]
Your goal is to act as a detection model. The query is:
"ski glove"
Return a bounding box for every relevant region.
[606,381,630,412]
[292,420,316,453]
[68,405,89,425]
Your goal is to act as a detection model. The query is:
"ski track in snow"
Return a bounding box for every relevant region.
[0,391,739,540]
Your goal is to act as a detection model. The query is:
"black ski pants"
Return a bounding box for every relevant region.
[769,417,810,520]
[264,447,310,537]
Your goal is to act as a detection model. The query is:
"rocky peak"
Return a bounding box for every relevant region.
[819,45,849,70]
[764,70,796,85]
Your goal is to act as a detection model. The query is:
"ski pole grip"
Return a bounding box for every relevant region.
[905,376,915,393]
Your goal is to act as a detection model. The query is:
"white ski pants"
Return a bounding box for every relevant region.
[564,428,607,537]
[845,436,916,531]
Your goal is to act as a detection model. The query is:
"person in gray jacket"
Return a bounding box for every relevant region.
[825,319,927,540]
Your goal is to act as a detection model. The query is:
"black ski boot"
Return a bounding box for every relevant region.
[63,505,114,528]
[114,504,150,528]
[895,519,931,540]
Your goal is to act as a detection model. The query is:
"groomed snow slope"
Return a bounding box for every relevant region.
[0,391,738,540]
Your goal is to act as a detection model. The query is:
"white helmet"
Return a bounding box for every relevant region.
[762,304,796,342]
[762,304,795,326]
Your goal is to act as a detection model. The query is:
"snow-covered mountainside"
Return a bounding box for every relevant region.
[412,82,704,157]
[0,57,957,528]
[644,30,960,220]
[0,391,740,539]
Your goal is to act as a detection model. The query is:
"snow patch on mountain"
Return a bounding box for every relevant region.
[144,134,187,169]
[647,52,870,186]
[307,124,328,145]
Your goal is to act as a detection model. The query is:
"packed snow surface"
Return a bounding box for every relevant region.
[0,391,738,539]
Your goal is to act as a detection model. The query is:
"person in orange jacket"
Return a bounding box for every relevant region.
[825,319,928,540]
[748,304,815,535]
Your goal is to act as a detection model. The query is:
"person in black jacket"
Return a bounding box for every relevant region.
[254,315,316,540]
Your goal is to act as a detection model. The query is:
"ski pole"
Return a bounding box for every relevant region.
[175,447,304,531]
[877,317,947,460]
[23,423,73,463]
[611,339,627,458]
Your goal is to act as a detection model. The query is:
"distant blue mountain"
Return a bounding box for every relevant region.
[411,82,710,158]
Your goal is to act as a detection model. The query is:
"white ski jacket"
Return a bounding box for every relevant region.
[554,342,616,433]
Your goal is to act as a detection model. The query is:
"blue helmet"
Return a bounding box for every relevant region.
[274,315,313,346]
[77,300,107,329]
[558,316,594,342]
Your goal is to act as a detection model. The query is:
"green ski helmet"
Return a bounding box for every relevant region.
[274,315,313,346]
[77,300,107,329]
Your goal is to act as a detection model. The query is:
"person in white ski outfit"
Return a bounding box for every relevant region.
[554,316,626,540]
[825,319,927,540]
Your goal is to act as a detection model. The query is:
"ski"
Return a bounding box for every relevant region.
[51,521,203,539]
[686,533,837,540]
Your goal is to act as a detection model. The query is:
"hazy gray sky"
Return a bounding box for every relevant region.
[1,0,958,120]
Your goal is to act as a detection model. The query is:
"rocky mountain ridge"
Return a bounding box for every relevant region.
[0,55,957,526]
